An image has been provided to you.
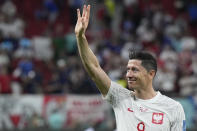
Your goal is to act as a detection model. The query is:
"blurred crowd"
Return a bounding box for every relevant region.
[0,0,197,99]
[0,0,197,130]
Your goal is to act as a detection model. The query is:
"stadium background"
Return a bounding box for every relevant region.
[0,0,197,130]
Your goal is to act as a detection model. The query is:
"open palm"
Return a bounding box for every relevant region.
[75,5,91,36]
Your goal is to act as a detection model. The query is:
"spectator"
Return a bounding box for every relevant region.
[32,35,54,61]
[0,66,12,93]
[0,1,25,39]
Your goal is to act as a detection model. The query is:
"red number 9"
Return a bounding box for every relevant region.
[137,122,145,131]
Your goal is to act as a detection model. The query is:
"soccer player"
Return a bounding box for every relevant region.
[75,5,186,131]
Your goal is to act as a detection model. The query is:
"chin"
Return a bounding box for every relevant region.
[127,85,135,91]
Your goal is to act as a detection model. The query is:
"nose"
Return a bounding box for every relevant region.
[126,70,133,78]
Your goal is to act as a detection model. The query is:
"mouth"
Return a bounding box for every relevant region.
[127,77,137,83]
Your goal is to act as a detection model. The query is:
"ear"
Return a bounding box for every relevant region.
[148,70,156,79]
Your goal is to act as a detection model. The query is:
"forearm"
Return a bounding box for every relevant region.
[75,5,111,95]
[76,34,100,76]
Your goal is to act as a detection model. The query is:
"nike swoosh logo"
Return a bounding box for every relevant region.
[128,108,134,112]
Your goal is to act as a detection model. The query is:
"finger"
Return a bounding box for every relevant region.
[82,5,86,17]
[82,18,85,27]
[86,5,91,21]
[77,9,81,19]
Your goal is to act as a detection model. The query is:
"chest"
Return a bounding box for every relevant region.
[114,100,171,131]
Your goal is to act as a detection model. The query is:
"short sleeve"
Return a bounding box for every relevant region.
[103,81,132,107]
[171,103,186,131]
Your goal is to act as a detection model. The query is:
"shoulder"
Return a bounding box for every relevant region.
[103,81,134,107]
[156,94,185,122]
[158,94,185,115]
[109,81,132,97]
[159,94,181,107]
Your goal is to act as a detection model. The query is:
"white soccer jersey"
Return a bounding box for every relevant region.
[104,81,186,131]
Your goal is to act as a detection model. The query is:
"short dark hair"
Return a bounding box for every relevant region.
[129,51,157,73]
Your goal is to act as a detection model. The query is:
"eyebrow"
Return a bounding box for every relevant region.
[127,66,139,70]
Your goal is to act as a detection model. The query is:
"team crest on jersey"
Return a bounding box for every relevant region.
[152,112,164,124]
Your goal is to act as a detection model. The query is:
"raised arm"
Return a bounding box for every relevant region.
[75,5,111,96]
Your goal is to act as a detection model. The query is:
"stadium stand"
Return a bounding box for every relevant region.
[0,0,196,130]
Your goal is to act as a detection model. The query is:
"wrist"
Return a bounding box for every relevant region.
[76,33,86,39]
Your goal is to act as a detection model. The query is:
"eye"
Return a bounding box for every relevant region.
[132,67,139,72]
[126,67,139,73]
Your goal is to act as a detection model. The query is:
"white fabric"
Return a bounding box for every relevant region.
[32,36,54,60]
[84,127,95,131]
[0,19,24,38]
[103,81,186,131]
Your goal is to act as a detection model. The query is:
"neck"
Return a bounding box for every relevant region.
[134,87,157,100]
